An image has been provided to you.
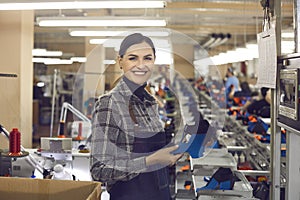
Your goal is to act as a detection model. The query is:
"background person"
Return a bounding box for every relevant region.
[247,87,271,118]
[225,67,240,94]
[228,81,252,107]
[225,67,240,107]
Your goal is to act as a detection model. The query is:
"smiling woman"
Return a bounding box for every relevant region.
[118,33,156,85]
[90,33,182,200]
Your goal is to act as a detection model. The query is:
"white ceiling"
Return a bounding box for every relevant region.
[29,0,294,57]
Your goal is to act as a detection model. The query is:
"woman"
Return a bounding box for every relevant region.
[90,33,182,200]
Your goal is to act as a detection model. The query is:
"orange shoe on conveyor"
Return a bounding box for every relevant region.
[180,164,190,172]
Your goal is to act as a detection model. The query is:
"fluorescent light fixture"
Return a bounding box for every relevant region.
[197,45,259,66]
[44,59,73,65]
[282,31,294,38]
[0,1,165,10]
[89,39,108,45]
[103,60,117,65]
[71,31,125,37]
[155,50,172,65]
[32,48,63,57]
[232,48,254,61]
[193,57,213,66]
[33,58,48,63]
[282,40,295,54]
[33,58,73,65]
[246,43,258,49]
[37,17,167,27]
[282,40,295,47]
[91,39,120,46]
[246,43,259,58]
[224,50,240,63]
[69,29,170,37]
[71,57,87,63]
[90,38,170,49]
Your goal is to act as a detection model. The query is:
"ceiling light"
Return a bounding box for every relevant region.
[37,17,167,27]
[246,43,258,49]
[155,50,173,65]
[89,39,108,45]
[69,29,170,37]
[103,60,117,65]
[282,31,294,38]
[281,28,294,39]
[193,57,213,66]
[0,1,166,10]
[282,41,295,54]
[71,30,125,37]
[71,57,87,63]
[33,58,73,65]
[90,38,170,48]
[32,48,63,57]
[44,59,73,65]
[197,45,259,66]
[235,48,255,61]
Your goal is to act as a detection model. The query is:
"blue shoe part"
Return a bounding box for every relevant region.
[197,178,219,191]
[172,119,211,158]
[203,176,210,182]
[196,168,237,192]
[172,134,196,154]
[219,180,232,190]
[187,134,206,158]
[172,134,206,158]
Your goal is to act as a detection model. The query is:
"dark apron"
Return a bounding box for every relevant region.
[109,131,171,200]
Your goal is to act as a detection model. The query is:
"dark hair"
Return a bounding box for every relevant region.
[227,67,234,74]
[119,33,156,58]
[251,91,259,97]
[261,87,269,98]
[240,81,251,93]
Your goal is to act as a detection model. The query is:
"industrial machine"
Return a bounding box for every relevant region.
[278,68,300,130]
[0,100,92,180]
[57,102,92,149]
[277,54,300,199]
[0,124,44,177]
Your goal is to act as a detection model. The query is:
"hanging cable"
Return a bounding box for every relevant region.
[261,0,271,31]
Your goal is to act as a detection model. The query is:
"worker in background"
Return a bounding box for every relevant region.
[225,67,240,107]
[228,81,252,107]
[90,33,182,200]
[247,87,271,118]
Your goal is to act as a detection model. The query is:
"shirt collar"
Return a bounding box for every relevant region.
[123,76,146,96]
[113,76,156,104]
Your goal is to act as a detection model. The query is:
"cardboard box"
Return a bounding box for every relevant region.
[0,177,101,200]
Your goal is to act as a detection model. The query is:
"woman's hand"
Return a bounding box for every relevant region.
[146,145,183,166]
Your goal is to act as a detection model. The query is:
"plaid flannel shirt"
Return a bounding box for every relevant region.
[90,77,165,188]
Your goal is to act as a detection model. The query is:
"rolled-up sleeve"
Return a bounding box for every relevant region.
[90,95,147,184]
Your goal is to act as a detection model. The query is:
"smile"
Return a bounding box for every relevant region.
[132,71,148,75]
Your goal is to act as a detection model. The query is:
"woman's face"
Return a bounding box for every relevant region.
[119,42,155,85]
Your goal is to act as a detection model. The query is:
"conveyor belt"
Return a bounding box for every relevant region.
[197,90,287,186]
